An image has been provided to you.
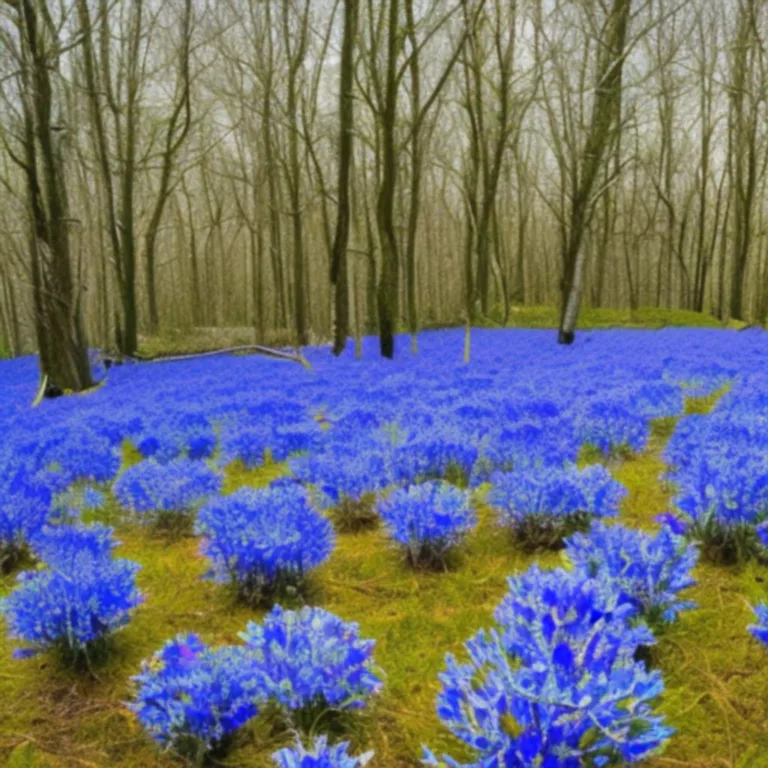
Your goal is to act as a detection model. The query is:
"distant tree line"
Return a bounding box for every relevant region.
[1,0,767,389]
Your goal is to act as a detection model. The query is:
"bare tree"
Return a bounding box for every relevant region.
[2,0,93,391]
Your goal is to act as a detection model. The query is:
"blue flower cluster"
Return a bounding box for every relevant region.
[377,481,475,567]
[129,633,264,757]
[576,398,649,456]
[632,381,685,419]
[424,565,672,767]
[565,522,699,626]
[240,606,382,722]
[664,376,768,562]
[26,426,122,491]
[0,466,52,569]
[130,606,381,760]
[0,523,143,660]
[195,485,334,604]
[220,425,272,468]
[390,425,480,486]
[487,464,626,549]
[136,411,216,462]
[289,439,392,530]
[749,604,768,648]
[113,458,223,519]
[272,736,374,768]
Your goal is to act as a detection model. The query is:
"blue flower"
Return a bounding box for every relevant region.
[220,425,272,468]
[195,485,334,604]
[655,512,688,536]
[113,458,223,518]
[240,605,382,723]
[0,466,51,568]
[129,633,265,756]
[424,566,672,767]
[135,411,216,463]
[577,398,649,456]
[377,481,475,566]
[0,523,143,659]
[565,522,698,625]
[487,465,626,548]
[748,604,768,648]
[272,735,374,768]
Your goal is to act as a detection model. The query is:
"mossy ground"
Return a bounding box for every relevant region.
[139,307,731,358]
[502,306,729,330]
[3,319,768,767]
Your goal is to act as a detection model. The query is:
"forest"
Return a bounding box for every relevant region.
[2,2,768,768]
[1,0,768,385]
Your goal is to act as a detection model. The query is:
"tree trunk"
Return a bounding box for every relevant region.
[19,0,93,391]
[331,0,359,356]
[376,0,401,359]
[558,0,632,344]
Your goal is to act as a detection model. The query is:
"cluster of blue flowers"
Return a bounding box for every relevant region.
[0,465,52,569]
[424,565,673,767]
[239,605,382,721]
[377,481,475,567]
[130,606,380,761]
[195,485,335,604]
[136,411,217,463]
[272,736,374,768]
[0,523,143,660]
[113,458,223,520]
[487,464,626,549]
[565,521,699,627]
[576,398,650,456]
[664,376,768,562]
[129,633,262,758]
[3,328,768,764]
[289,439,392,530]
[749,604,768,648]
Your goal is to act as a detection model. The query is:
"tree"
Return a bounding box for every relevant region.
[330,0,360,356]
[726,0,766,321]
[375,0,401,359]
[3,0,93,391]
[541,0,634,344]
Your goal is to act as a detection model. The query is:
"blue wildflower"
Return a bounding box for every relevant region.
[377,481,475,567]
[272,735,374,768]
[565,522,698,626]
[129,633,265,758]
[0,523,143,660]
[487,464,626,549]
[240,605,382,728]
[424,566,672,767]
[748,604,768,648]
[195,486,334,604]
[113,458,223,520]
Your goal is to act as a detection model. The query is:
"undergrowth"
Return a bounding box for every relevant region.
[1,370,768,767]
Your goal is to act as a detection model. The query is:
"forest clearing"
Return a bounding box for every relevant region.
[2,0,768,766]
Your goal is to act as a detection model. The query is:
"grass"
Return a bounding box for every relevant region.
[504,306,726,330]
[2,327,768,766]
[3,396,768,767]
[140,307,727,358]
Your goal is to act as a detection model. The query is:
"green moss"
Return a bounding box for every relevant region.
[506,305,724,329]
[2,388,768,766]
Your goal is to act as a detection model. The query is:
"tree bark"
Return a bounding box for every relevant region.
[331,0,359,356]
[18,0,93,391]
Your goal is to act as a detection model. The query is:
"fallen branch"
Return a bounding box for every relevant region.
[112,345,312,370]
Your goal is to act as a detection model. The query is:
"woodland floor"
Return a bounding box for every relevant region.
[1,315,767,767]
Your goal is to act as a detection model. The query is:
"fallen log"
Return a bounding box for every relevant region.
[106,344,312,370]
